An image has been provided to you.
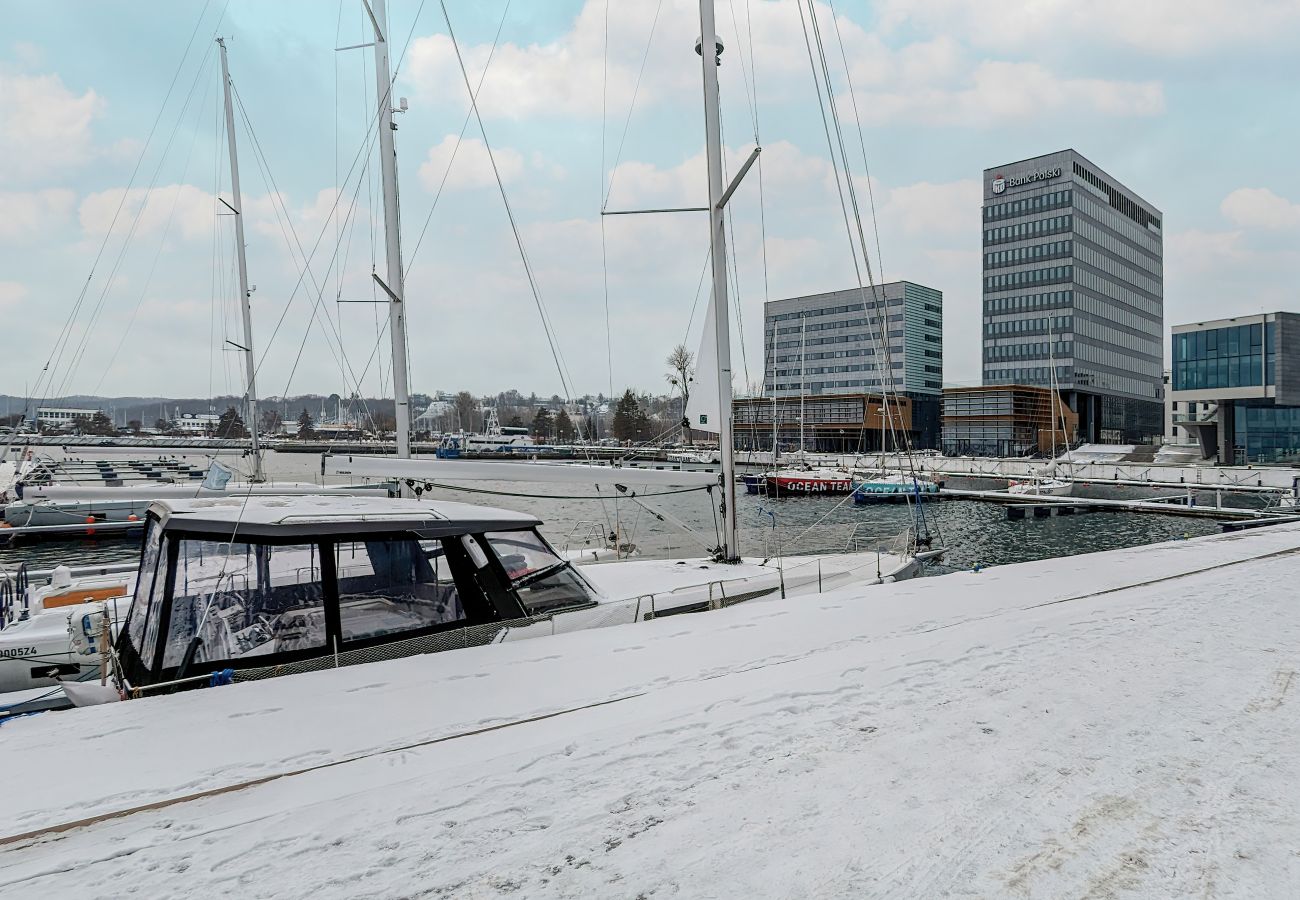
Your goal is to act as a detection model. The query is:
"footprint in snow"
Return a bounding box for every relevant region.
[228,707,283,719]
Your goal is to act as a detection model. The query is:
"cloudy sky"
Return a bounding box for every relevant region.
[3,0,1298,404]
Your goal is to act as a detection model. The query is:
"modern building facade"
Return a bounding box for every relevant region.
[1169,312,1300,463]
[941,385,1077,458]
[982,149,1164,443]
[763,281,943,446]
[733,393,914,454]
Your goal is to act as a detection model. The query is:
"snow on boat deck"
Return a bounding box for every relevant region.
[3,526,1300,897]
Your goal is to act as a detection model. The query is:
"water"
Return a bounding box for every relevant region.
[1,449,1227,575]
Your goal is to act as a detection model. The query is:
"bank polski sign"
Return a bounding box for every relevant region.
[991,166,1062,195]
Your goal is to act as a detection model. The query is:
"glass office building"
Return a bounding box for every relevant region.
[940,385,1076,457]
[1169,312,1300,463]
[982,150,1164,443]
[763,281,943,446]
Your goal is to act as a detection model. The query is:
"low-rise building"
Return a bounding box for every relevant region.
[1169,312,1300,463]
[941,385,1077,458]
[733,393,914,454]
[762,281,943,448]
[33,407,99,429]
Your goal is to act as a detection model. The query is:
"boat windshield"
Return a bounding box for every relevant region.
[160,541,325,668]
[484,530,594,615]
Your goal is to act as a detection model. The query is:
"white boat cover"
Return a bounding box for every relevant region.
[324,456,720,489]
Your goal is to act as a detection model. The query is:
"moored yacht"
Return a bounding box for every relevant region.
[42,494,918,705]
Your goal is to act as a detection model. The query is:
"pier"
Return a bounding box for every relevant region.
[939,486,1295,527]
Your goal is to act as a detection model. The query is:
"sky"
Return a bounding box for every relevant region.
[2,0,1299,404]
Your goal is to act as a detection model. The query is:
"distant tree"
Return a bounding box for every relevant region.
[261,409,283,435]
[555,409,575,442]
[296,408,315,439]
[611,390,649,443]
[153,418,172,435]
[127,419,142,435]
[454,391,476,432]
[216,406,248,439]
[531,406,554,440]
[506,415,525,429]
[83,411,116,436]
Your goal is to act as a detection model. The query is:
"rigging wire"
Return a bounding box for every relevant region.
[91,72,217,397]
[51,32,225,403]
[744,0,771,395]
[439,0,578,404]
[417,481,712,501]
[404,0,512,278]
[786,0,941,548]
[599,0,614,401]
[24,0,225,421]
[231,86,377,422]
[600,0,666,209]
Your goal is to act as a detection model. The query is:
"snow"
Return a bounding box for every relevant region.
[2,525,1300,897]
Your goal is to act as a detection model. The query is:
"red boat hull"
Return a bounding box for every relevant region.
[765,476,854,495]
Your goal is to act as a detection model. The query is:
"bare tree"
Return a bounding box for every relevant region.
[454,391,477,432]
[665,344,694,444]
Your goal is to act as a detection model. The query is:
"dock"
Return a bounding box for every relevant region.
[938,486,1295,526]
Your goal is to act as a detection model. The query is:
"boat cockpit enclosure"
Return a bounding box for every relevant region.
[116,496,599,687]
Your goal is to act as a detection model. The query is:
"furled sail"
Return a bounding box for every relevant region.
[684,293,721,435]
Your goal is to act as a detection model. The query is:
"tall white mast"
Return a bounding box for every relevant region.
[698,0,738,561]
[217,37,263,482]
[367,0,412,460]
[799,315,807,456]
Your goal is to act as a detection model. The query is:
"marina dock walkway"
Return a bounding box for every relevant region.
[2,525,1299,897]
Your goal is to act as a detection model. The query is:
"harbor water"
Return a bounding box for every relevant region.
[0,449,1233,575]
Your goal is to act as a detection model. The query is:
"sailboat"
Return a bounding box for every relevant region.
[1,38,382,537]
[3,0,929,710]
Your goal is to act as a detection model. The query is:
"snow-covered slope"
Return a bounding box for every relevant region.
[3,525,1300,897]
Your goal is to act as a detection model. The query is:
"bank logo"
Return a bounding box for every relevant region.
[992,175,1006,195]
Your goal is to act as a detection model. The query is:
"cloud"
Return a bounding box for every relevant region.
[876,0,1300,56]
[851,61,1163,126]
[0,73,104,182]
[883,180,981,235]
[0,189,77,239]
[0,281,28,311]
[1220,188,1300,230]
[417,135,524,193]
[404,1,686,120]
[78,184,218,242]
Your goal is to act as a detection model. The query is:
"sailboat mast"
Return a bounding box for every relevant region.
[697,0,738,561]
[369,0,412,461]
[800,315,807,455]
[217,37,263,482]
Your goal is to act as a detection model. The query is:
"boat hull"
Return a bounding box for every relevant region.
[765,476,854,495]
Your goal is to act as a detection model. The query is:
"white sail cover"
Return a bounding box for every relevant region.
[684,293,721,435]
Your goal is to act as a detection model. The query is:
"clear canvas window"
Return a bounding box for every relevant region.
[484,530,594,615]
[335,538,465,642]
[161,541,325,668]
[127,519,166,667]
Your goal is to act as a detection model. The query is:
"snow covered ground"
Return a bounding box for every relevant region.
[3,526,1300,898]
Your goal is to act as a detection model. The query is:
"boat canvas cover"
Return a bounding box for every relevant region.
[149,495,541,540]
